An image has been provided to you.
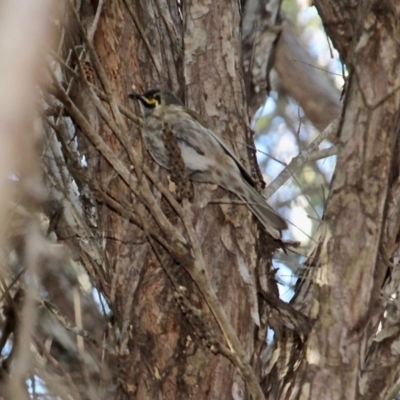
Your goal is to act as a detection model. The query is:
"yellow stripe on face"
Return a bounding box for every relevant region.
[143,97,159,106]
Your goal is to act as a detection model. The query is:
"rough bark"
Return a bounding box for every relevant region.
[44,1,283,399]
[265,1,400,399]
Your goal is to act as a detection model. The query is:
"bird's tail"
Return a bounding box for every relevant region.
[242,182,287,239]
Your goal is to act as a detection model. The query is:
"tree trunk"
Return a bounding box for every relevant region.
[47,1,282,399]
[266,1,400,399]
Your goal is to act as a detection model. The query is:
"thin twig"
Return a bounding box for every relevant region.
[123,0,162,77]
[88,0,104,42]
[67,0,126,132]
[263,117,340,199]
[50,71,187,248]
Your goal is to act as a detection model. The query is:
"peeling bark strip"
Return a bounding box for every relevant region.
[266,1,400,399]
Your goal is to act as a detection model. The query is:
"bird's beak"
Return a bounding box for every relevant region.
[128,93,142,101]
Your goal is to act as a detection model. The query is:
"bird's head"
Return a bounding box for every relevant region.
[129,88,182,115]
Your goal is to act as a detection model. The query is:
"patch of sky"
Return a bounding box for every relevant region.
[92,287,111,315]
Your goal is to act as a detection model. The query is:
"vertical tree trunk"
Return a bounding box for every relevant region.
[266,2,400,399]
[60,1,280,399]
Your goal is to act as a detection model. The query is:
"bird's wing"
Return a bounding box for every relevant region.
[177,136,205,156]
[182,108,256,186]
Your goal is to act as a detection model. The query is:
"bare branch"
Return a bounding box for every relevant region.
[263,117,339,199]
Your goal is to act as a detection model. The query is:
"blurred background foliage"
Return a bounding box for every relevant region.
[254,0,344,299]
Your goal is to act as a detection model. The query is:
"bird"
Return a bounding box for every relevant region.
[129,88,287,238]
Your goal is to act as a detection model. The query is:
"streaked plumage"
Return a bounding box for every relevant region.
[129,89,287,238]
